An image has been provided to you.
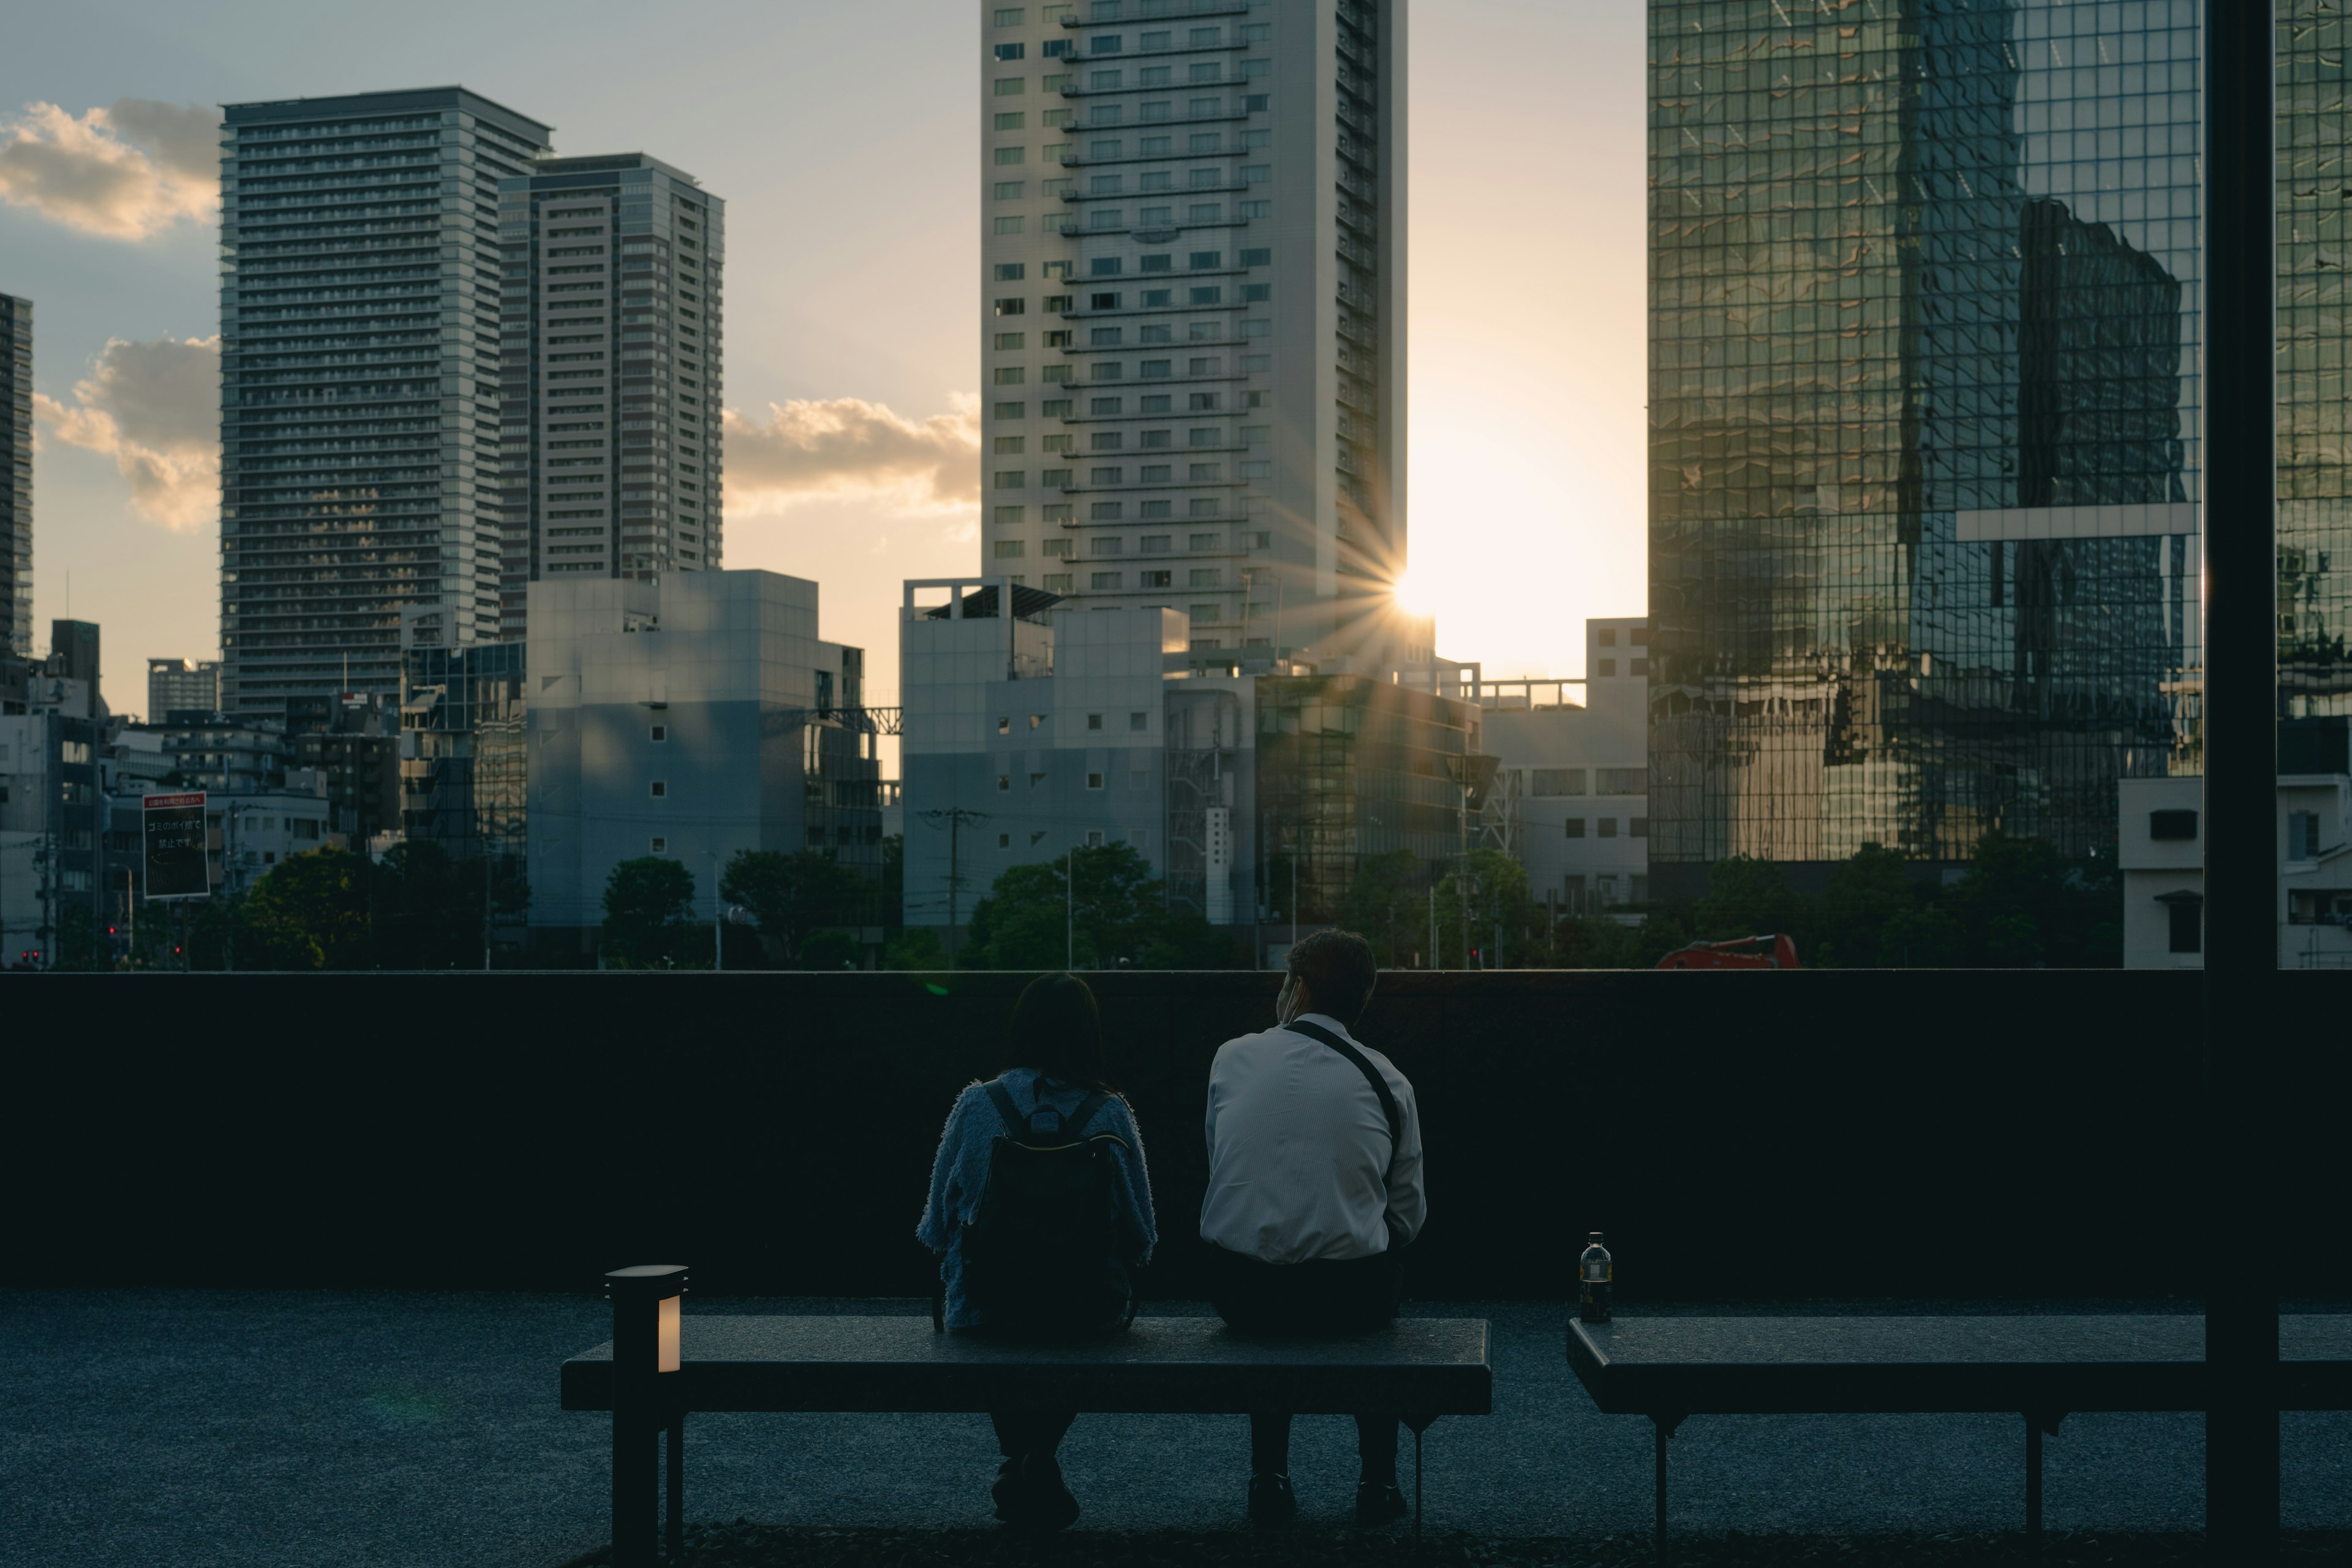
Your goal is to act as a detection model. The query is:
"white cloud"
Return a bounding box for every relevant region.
[35,336,220,530]
[723,393,979,516]
[0,99,217,240]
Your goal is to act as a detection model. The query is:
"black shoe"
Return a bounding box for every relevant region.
[1248,1471,1298,1525]
[1020,1452,1080,1532]
[1354,1479,1409,1526]
[991,1457,1024,1523]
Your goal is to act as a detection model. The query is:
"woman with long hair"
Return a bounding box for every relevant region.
[917,973,1155,1531]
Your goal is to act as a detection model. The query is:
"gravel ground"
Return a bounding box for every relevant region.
[2,1290,2349,1568]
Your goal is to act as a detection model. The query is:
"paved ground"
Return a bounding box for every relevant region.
[3,1291,2350,1567]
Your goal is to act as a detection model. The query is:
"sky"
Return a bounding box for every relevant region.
[0,0,1648,724]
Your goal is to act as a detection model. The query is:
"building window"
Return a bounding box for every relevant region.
[1091,571,1122,589]
[995,539,1027,558]
[1596,659,1616,677]
[995,77,1027,96]
[1597,818,1618,839]
[1532,769,1586,797]
[1596,768,1647,795]
[1630,817,1649,838]
[996,504,1027,524]
[1564,819,1586,839]
[1129,711,1148,731]
[1087,772,1105,790]
[651,837,667,853]
[2167,897,2204,955]
[998,833,1013,850]
[998,717,1012,733]
[1087,829,1106,846]
[2150,809,2199,842]
[998,774,1012,791]
[650,781,667,798]
[650,725,667,742]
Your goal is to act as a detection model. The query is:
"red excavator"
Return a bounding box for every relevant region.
[1654,934,1802,970]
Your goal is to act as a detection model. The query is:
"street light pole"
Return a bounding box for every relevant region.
[918,807,989,966]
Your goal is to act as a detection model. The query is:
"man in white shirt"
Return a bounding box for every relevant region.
[1199,928,1426,1526]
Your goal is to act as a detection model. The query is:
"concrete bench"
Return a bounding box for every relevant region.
[1566,1313,2352,1549]
[566,1267,1493,1566]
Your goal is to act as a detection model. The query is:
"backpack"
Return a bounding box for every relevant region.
[950,1080,1139,1336]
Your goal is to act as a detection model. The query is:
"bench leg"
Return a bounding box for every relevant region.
[667,1415,684,1562]
[1414,1424,1423,1542]
[2025,1415,2041,1543]
[1654,1417,1669,1560]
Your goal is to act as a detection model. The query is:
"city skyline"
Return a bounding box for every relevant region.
[0,0,1648,720]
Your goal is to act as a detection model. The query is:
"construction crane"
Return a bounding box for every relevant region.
[1654,934,1802,970]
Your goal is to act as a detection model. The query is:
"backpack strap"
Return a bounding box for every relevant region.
[984,1080,1031,1139]
[1060,1089,1110,1141]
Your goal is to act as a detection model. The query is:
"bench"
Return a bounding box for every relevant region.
[566,1266,1493,1567]
[1566,1313,2352,1550]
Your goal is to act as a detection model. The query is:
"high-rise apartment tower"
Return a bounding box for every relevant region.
[1,293,29,658]
[497,155,725,635]
[1646,2,2202,894]
[218,88,552,717]
[978,0,1409,666]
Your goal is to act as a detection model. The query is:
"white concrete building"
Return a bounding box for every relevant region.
[899,575,1256,936]
[1467,618,1650,914]
[524,571,881,946]
[977,0,1410,667]
[2120,721,2352,970]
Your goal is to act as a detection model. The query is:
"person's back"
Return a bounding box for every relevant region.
[1197,929,1425,1525]
[916,973,1155,1532]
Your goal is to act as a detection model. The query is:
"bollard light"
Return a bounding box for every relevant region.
[605,1264,689,1568]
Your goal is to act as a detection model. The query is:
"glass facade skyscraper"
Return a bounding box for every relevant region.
[497,155,725,636]
[1,293,29,659]
[2280,1,2352,718]
[218,88,552,717]
[1647,1,2202,895]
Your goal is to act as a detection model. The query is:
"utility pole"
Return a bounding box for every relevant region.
[1065,846,1074,970]
[1428,884,1437,971]
[918,807,989,965]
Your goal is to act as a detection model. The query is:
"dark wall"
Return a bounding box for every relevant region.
[9,970,2340,1302]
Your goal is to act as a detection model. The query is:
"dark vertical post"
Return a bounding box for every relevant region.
[2204,0,2281,1556]
[607,1265,688,1568]
[1653,1419,1668,1559]
[2026,1417,2042,1541]
[666,1415,684,1561]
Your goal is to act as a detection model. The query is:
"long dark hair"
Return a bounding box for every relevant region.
[1006,973,1110,1090]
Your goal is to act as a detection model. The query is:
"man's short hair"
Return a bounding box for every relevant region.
[1289,929,1378,1025]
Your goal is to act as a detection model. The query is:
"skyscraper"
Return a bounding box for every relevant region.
[1,292,29,659]
[218,88,552,717]
[976,0,1409,667]
[2280,3,2352,722]
[1646,1,2201,894]
[497,154,724,633]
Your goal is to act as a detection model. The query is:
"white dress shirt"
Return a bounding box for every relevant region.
[1198,1012,1427,1264]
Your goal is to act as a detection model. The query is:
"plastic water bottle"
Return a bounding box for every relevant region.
[1578,1232,1613,1324]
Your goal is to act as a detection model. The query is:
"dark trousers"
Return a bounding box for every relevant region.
[1208,1244,1402,1484]
[990,1408,1076,1462]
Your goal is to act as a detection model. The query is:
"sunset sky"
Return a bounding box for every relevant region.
[0,0,1646,718]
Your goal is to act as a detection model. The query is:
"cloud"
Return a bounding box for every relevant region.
[35,336,220,530]
[723,393,979,516]
[0,99,217,239]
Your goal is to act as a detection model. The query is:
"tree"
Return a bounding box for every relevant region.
[1334,848,1428,968]
[601,856,700,968]
[53,903,102,972]
[1139,910,1249,970]
[367,841,532,970]
[1812,842,1926,967]
[238,846,372,970]
[960,842,1176,970]
[1946,831,2120,967]
[1693,854,1805,944]
[882,926,948,970]
[1433,848,1538,968]
[720,848,872,967]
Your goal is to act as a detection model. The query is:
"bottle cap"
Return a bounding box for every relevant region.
[1589,1231,1604,1242]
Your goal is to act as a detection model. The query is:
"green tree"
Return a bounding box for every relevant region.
[1139,909,1248,969]
[368,841,530,969]
[720,848,871,967]
[1812,842,1926,967]
[961,842,1173,970]
[882,925,948,970]
[1693,854,1806,944]
[1946,831,2120,967]
[53,903,103,971]
[233,846,373,970]
[601,856,700,968]
[1433,848,1538,967]
[1334,848,1428,967]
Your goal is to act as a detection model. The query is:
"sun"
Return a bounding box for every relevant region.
[1389,568,1433,618]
